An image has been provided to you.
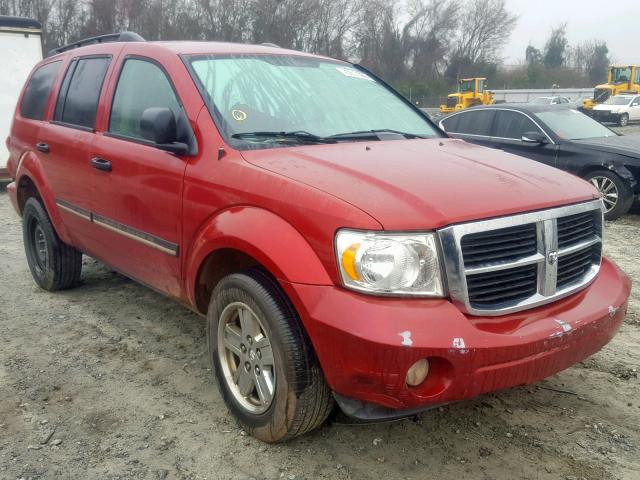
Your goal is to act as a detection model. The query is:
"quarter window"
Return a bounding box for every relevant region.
[493,111,542,140]
[55,57,111,129]
[109,59,181,140]
[20,61,62,120]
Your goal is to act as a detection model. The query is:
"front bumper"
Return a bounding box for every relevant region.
[284,258,630,417]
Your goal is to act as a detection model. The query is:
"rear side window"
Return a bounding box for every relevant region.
[20,61,62,120]
[443,110,494,136]
[55,57,111,129]
[493,111,542,139]
[109,58,181,140]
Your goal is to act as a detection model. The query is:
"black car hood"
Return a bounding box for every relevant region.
[572,136,640,160]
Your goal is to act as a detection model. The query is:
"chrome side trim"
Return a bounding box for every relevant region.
[56,199,91,221]
[55,198,178,256]
[439,107,556,145]
[438,200,603,316]
[93,214,178,256]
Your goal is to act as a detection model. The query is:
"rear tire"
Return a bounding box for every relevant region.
[22,197,82,291]
[584,170,633,220]
[207,269,334,442]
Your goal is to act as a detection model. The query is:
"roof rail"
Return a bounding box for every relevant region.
[261,42,281,48]
[47,31,145,57]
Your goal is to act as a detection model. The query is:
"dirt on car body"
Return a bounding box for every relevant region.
[0,191,639,479]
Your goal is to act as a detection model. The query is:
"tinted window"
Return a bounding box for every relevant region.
[440,113,459,132]
[20,61,62,120]
[55,57,110,129]
[109,59,181,140]
[444,110,494,136]
[493,111,541,139]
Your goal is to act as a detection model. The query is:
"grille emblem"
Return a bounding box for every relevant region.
[547,251,558,265]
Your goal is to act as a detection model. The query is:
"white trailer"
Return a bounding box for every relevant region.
[0,16,43,181]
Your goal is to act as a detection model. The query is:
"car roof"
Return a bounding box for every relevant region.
[460,104,572,114]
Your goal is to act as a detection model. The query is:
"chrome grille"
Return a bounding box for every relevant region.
[461,223,537,267]
[557,211,597,249]
[438,201,603,316]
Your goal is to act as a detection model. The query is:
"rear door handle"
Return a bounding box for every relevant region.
[91,157,112,172]
[36,142,50,153]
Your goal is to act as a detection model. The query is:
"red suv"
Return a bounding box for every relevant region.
[5,33,631,442]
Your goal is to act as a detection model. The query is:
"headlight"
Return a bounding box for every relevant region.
[335,229,444,296]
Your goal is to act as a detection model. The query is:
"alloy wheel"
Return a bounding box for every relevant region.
[217,302,276,414]
[590,176,618,213]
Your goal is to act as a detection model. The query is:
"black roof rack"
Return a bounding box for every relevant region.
[47,31,145,57]
[0,15,42,30]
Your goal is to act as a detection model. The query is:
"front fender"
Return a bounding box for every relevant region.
[610,164,638,190]
[17,152,74,245]
[185,206,333,306]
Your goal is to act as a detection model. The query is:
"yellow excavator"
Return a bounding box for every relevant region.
[583,65,640,112]
[440,78,494,114]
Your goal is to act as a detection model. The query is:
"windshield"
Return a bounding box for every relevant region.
[611,67,632,83]
[459,80,474,93]
[187,54,439,148]
[536,109,616,140]
[604,96,633,105]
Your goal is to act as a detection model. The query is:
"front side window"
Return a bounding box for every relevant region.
[20,61,62,120]
[493,111,542,139]
[188,54,439,148]
[536,109,616,140]
[109,58,181,140]
[55,57,110,129]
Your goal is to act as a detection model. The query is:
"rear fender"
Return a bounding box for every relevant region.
[17,152,73,244]
[185,206,332,306]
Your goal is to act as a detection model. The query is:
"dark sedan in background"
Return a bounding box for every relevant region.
[439,105,640,219]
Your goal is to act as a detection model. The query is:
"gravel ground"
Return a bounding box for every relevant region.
[1,188,639,479]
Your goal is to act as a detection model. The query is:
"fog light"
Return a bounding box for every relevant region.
[406,359,430,387]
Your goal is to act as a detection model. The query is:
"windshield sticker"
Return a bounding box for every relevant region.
[336,67,373,81]
[231,109,247,121]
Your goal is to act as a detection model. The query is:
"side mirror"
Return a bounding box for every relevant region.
[521,131,547,144]
[141,107,189,155]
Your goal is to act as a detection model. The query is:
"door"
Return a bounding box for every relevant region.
[37,56,111,248]
[90,57,189,297]
[489,110,558,167]
[629,96,640,121]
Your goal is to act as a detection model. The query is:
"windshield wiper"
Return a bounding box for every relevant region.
[329,129,426,140]
[231,131,337,144]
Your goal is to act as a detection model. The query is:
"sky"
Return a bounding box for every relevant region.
[501,0,640,65]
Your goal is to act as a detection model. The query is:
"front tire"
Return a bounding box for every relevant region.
[22,197,82,291]
[585,170,633,220]
[207,269,334,442]
[619,113,629,127]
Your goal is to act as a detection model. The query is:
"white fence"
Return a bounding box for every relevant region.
[491,88,594,103]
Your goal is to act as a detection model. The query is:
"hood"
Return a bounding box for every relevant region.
[241,138,598,230]
[572,135,640,159]
[593,104,626,112]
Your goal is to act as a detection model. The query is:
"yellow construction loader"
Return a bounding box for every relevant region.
[440,78,494,114]
[583,65,640,112]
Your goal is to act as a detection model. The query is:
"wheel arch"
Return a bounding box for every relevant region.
[579,163,637,190]
[186,206,333,315]
[16,155,73,244]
